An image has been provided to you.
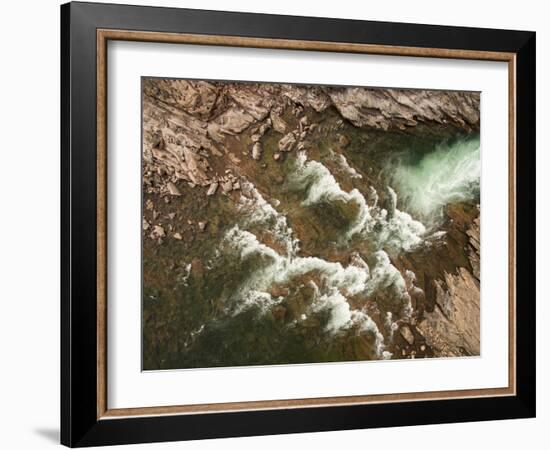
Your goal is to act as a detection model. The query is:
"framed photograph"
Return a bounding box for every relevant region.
[61,1,536,447]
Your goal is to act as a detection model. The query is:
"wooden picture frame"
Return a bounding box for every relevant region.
[61,1,536,447]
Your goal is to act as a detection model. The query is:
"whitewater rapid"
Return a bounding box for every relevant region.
[390,136,481,222]
[213,155,432,358]
[290,151,427,252]
[222,225,407,358]
[204,137,479,360]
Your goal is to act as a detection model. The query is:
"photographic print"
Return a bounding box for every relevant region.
[141,78,481,370]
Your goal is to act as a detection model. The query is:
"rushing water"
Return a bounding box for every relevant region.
[143,133,481,370]
[389,135,481,223]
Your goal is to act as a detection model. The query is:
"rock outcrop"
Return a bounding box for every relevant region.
[413,205,481,357]
[418,267,480,357]
[328,88,480,131]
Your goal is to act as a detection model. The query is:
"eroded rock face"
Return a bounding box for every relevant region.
[415,205,481,357]
[328,88,480,132]
[280,84,332,113]
[142,79,220,121]
[418,267,480,357]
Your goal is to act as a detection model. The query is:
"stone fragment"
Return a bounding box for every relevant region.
[278,132,297,152]
[173,232,182,240]
[153,225,165,237]
[166,181,181,196]
[198,221,208,231]
[270,111,288,134]
[221,180,233,193]
[206,182,218,196]
[273,152,282,161]
[252,142,262,160]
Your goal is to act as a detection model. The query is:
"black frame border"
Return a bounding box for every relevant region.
[61,1,536,447]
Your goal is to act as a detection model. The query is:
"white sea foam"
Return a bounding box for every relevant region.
[221,226,415,356]
[290,152,426,252]
[372,204,426,252]
[367,250,412,318]
[238,180,299,256]
[181,263,192,286]
[232,290,283,316]
[292,152,374,237]
[311,289,383,351]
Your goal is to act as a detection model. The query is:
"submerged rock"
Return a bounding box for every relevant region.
[337,134,350,147]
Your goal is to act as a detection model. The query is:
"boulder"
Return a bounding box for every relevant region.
[270,111,288,134]
[166,182,181,196]
[221,179,233,193]
[153,225,165,237]
[206,182,218,196]
[252,142,262,160]
[278,132,297,152]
